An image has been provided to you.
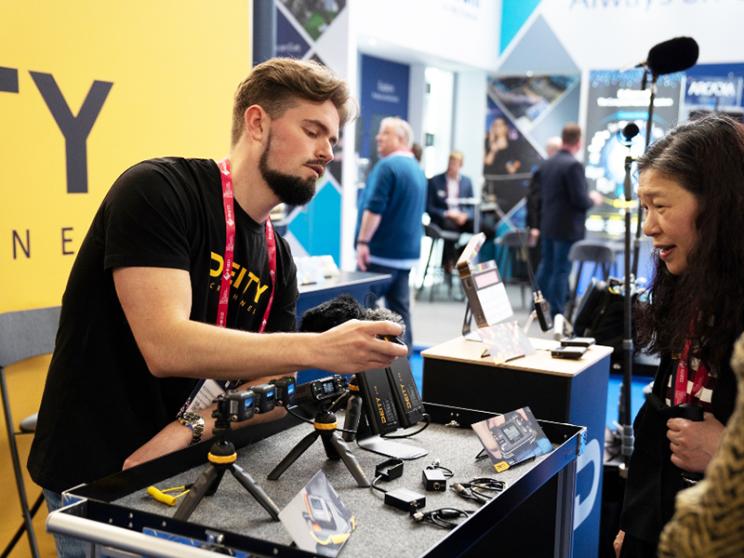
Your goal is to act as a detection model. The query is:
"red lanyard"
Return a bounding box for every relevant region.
[216,158,276,332]
[673,337,710,405]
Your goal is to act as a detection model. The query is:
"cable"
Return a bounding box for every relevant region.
[286,405,359,435]
[370,475,387,495]
[425,459,453,479]
[411,507,472,529]
[285,406,314,425]
[452,477,506,505]
[381,414,431,439]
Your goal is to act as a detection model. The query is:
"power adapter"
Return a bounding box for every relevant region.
[422,468,447,492]
[384,488,426,513]
[375,458,404,481]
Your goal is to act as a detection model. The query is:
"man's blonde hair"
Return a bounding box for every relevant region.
[231,58,356,146]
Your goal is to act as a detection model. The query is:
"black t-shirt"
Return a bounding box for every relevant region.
[28,157,298,492]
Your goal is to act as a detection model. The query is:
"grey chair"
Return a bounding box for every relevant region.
[1,306,61,558]
[565,240,622,321]
[495,229,532,309]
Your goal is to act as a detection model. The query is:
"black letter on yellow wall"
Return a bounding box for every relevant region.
[12,230,30,259]
[30,72,113,194]
[61,227,74,255]
[0,66,19,93]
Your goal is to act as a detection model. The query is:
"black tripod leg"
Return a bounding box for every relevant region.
[328,434,370,487]
[267,430,319,480]
[229,463,281,521]
[321,432,341,460]
[173,464,221,521]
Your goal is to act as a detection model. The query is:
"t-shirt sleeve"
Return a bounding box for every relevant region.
[102,162,193,271]
[363,163,394,215]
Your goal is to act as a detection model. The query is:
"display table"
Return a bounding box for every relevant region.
[422,337,612,558]
[47,404,584,558]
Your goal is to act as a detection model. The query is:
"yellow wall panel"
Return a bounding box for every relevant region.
[0,0,251,311]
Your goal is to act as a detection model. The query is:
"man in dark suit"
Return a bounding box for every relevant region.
[426,151,474,271]
[534,124,602,317]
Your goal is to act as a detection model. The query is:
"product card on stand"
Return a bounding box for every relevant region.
[279,471,356,557]
[471,407,552,472]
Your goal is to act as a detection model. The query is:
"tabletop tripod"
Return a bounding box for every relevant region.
[267,404,370,488]
[174,395,281,522]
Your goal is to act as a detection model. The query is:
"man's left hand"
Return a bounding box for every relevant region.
[356,243,370,271]
[666,412,724,473]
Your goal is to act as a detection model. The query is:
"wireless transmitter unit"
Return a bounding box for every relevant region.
[385,357,425,428]
[357,367,400,435]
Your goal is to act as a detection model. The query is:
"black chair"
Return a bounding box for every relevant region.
[495,229,532,309]
[1,306,61,558]
[565,240,622,321]
[416,220,462,302]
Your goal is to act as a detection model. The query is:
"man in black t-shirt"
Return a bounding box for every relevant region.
[28,59,406,550]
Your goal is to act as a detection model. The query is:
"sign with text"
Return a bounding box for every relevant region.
[0,1,250,311]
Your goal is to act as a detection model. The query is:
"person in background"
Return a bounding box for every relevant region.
[355,117,427,350]
[534,123,602,317]
[484,116,522,175]
[411,142,423,165]
[526,136,562,247]
[28,57,406,558]
[426,150,475,274]
[614,114,744,557]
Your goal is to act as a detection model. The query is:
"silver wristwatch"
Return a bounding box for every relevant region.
[178,411,205,445]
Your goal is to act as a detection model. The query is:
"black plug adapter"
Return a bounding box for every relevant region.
[422,468,447,492]
[375,458,404,481]
[384,488,426,513]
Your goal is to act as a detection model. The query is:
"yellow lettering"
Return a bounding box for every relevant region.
[232,266,247,289]
[210,252,223,277]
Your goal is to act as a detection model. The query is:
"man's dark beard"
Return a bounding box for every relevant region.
[259,140,319,206]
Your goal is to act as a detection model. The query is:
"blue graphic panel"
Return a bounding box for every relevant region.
[288,181,341,264]
[276,7,311,58]
[500,0,541,54]
[358,54,410,160]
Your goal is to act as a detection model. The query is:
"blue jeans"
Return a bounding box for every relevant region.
[535,238,574,318]
[43,489,87,558]
[365,263,413,350]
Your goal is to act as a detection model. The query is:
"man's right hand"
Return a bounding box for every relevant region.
[311,319,407,373]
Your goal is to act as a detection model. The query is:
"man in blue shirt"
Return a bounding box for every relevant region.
[355,117,426,349]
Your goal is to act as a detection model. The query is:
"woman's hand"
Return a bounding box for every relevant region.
[666,412,725,473]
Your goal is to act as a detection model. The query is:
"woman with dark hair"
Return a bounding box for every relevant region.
[614,114,744,557]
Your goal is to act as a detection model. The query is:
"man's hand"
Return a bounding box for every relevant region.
[667,412,724,473]
[529,228,540,247]
[589,191,604,206]
[356,243,371,271]
[312,319,407,372]
[613,530,624,558]
[445,210,468,227]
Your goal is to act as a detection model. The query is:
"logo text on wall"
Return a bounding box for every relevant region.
[2,66,112,260]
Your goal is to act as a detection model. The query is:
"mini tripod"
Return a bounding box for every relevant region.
[267,406,370,488]
[174,409,281,522]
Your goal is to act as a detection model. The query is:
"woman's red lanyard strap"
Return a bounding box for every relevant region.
[673,337,710,406]
[216,158,276,333]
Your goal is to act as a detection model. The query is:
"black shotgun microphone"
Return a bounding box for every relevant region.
[641,37,699,76]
